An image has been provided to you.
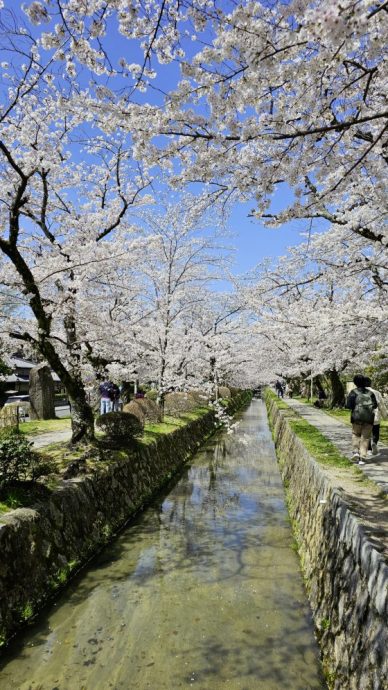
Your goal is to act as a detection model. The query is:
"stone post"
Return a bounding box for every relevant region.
[29,363,56,420]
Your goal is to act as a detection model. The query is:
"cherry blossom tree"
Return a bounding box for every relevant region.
[19,0,387,247]
[124,195,231,412]
[1,0,386,430]
[243,224,387,404]
[0,79,152,442]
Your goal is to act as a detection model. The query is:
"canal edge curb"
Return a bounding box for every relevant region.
[265,392,388,690]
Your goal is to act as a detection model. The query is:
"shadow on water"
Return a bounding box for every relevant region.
[0,401,327,690]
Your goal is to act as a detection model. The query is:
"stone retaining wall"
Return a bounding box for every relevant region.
[266,396,388,690]
[0,391,251,647]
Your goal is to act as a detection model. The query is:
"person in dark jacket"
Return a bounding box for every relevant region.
[99,380,118,415]
[275,380,284,398]
[346,374,377,464]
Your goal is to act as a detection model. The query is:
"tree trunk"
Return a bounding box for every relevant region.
[69,394,95,444]
[326,369,345,408]
[156,391,165,419]
[120,382,132,404]
[314,375,326,399]
[209,355,219,401]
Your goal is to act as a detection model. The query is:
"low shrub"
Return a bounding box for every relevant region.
[145,389,158,402]
[229,387,241,397]
[187,390,209,406]
[0,434,37,489]
[132,398,162,423]
[96,411,143,443]
[164,392,198,416]
[122,401,146,426]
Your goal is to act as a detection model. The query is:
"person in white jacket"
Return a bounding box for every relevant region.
[364,376,388,455]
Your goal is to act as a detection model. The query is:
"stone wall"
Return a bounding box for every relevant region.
[0,391,251,647]
[266,396,388,690]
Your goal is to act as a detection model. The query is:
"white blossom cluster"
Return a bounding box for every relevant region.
[0,0,387,438]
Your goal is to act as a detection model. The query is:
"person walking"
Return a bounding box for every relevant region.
[111,382,121,411]
[364,376,387,455]
[275,380,284,398]
[99,380,114,415]
[346,374,377,464]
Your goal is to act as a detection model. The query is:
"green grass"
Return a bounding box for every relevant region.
[19,417,71,436]
[266,389,295,412]
[142,408,210,444]
[290,395,388,446]
[0,482,53,514]
[288,417,355,470]
[324,407,388,445]
[323,408,349,423]
[265,389,362,473]
[0,406,213,515]
[19,409,209,440]
[293,395,318,405]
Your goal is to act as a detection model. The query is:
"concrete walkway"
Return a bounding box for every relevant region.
[29,428,72,449]
[285,398,388,495]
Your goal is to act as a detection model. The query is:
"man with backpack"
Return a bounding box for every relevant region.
[346,374,378,464]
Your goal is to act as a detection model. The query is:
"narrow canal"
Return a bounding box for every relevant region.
[0,400,326,689]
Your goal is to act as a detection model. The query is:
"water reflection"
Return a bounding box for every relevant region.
[0,401,326,689]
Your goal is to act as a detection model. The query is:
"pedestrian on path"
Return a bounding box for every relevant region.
[364,376,387,456]
[275,380,284,398]
[99,380,116,415]
[346,374,377,464]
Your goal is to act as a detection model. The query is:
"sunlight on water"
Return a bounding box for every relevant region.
[0,401,326,690]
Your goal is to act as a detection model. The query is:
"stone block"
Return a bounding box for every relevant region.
[29,363,56,420]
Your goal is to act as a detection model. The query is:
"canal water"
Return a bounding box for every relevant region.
[0,400,326,689]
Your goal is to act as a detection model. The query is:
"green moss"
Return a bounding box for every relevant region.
[20,602,34,621]
[142,408,210,444]
[323,665,337,689]
[102,524,113,540]
[49,560,79,590]
[19,418,71,436]
[56,570,68,585]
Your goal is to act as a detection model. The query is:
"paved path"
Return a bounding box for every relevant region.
[29,428,72,449]
[285,398,388,495]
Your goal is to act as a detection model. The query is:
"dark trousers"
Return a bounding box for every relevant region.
[368,424,380,449]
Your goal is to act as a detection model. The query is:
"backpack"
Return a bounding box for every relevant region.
[353,389,375,424]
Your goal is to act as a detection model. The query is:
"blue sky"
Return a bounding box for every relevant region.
[228,196,309,274]
[2,1,318,276]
